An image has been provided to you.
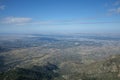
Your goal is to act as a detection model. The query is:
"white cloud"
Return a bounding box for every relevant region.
[0,5,5,10]
[106,0,120,15]
[1,17,120,26]
[1,17,32,24]
[108,7,120,15]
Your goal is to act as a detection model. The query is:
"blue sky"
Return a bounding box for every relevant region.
[0,0,120,34]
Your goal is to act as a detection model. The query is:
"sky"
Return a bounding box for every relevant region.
[0,0,120,34]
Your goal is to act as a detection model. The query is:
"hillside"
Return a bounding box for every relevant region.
[0,55,120,80]
[70,55,120,80]
[0,34,120,80]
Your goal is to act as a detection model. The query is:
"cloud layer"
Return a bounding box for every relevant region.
[0,16,120,25]
[1,17,32,24]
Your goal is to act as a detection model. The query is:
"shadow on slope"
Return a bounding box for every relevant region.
[0,56,5,72]
[0,63,61,80]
